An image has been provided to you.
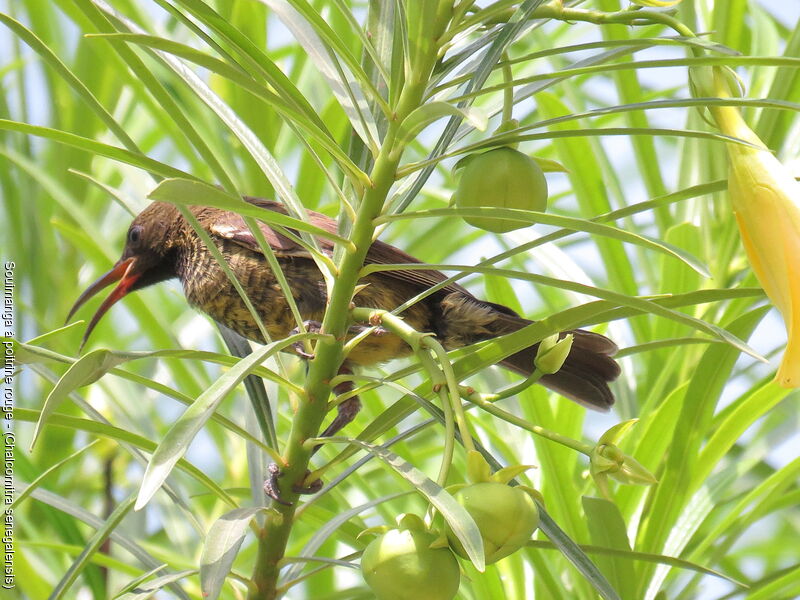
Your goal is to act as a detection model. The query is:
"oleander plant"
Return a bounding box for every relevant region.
[1,1,799,599]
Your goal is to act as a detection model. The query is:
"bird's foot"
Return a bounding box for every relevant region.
[290,321,390,360]
[264,361,365,504]
[263,463,323,505]
[350,323,389,338]
[289,320,323,359]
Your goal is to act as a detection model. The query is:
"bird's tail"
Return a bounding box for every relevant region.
[437,294,620,410]
[499,325,620,410]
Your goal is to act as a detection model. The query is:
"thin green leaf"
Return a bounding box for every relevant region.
[200,507,267,600]
[111,564,169,599]
[582,497,637,600]
[10,441,100,511]
[525,541,747,587]
[693,380,791,491]
[148,178,352,247]
[316,437,485,572]
[15,408,236,507]
[51,495,136,600]
[360,264,761,359]
[538,506,622,600]
[636,307,770,597]
[31,349,130,449]
[83,33,366,183]
[116,570,196,600]
[0,14,140,153]
[396,103,488,148]
[0,119,192,179]
[135,335,306,510]
[260,0,380,153]
[378,208,710,277]
[399,127,760,177]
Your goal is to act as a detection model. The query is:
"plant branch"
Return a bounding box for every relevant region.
[247,4,454,596]
[461,386,594,455]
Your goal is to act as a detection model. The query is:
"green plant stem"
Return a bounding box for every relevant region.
[501,50,514,123]
[442,2,695,46]
[417,349,456,486]
[462,387,594,455]
[479,367,546,402]
[354,305,476,455]
[349,307,459,485]
[424,338,476,453]
[531,4,696,38]
[247,7,452,596]
[351,306,475,456]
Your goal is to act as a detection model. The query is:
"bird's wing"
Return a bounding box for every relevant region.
[208,197,474,298]
[206,197,327,259]
[363,237,474,297]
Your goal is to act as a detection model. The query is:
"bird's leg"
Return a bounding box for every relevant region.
[271,367,360,499]
[318,365,360,441]
[262,369,359,503]
[265,332,382,504]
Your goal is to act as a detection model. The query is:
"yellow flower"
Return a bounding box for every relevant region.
[700,67,800,387]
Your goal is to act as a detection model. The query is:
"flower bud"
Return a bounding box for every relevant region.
[534,334,573,374]
[361,518,460,600]
[589,421,657,498]
[445,482,539,564]
[453,147,548,233]
[607,453,658,486]
[590,442,657,499]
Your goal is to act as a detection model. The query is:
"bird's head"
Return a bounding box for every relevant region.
[68,202,183,347]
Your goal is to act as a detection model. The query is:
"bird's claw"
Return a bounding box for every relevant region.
[350,323,389,338]
[291,343,315,360]
[290,320,323,360]
[263,463,323,505]
[263,463,292,505]
[290,321,388,360]
[292,476,323,495]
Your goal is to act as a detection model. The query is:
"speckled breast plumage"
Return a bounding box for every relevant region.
[174,235,436,366]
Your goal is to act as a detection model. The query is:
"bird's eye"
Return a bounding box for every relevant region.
[128,226,142,244]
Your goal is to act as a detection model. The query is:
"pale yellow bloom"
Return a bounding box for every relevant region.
[703,68,800,387]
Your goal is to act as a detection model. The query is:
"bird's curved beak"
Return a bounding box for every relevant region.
[67,257,139,349]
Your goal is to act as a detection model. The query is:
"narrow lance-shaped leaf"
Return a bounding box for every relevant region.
[378,207,711,277]
[201,507,268,600]
[260,0,381,153]
[317,437,486,572]
[135,335,309,510]
[396,103,488,148]
[84,32,369,184]
[148,178,352,246]
[31,349,129,450]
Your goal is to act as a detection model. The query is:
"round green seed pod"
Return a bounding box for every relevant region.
[453,147,548,233]
[446,482,540,564]
[361,528,460,600]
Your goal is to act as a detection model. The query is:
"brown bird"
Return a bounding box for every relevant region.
[68,197,620,443]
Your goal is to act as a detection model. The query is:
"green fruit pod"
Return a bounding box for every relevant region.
[446,482,540,564]
[361,528,460,600]
[453,147,548,233]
